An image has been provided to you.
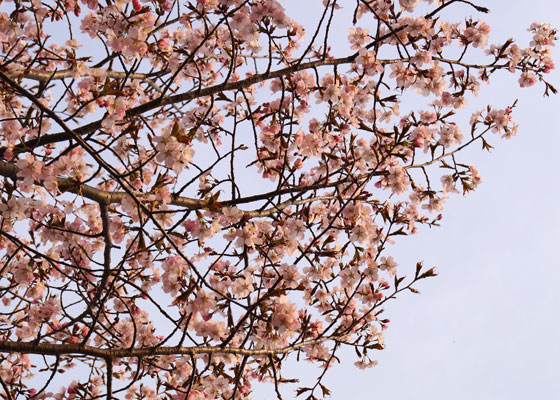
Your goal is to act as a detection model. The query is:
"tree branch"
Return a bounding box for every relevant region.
[6,67,165,83]
[0,160,383,215]
[0,336,340,359]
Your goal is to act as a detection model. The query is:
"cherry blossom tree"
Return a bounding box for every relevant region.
[0,0,556,398]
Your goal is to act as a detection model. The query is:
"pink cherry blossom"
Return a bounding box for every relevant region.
[271,296,300,335]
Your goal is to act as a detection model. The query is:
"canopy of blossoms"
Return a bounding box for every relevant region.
[0,0,555,398]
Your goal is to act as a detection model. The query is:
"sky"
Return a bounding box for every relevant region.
[283,1,560,398]
[2,0,559,398]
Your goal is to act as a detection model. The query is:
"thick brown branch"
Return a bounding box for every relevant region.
[5,56,502,158]
[7,67,165,82]
[0,160,385,215]
[2,55,355,154]
[0,336,340,359]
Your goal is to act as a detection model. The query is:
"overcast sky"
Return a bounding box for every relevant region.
[272,1,560,399]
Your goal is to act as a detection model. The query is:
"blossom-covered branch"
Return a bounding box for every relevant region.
[0,0,555,398]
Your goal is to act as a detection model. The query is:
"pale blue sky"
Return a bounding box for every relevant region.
[287,1,560,398]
